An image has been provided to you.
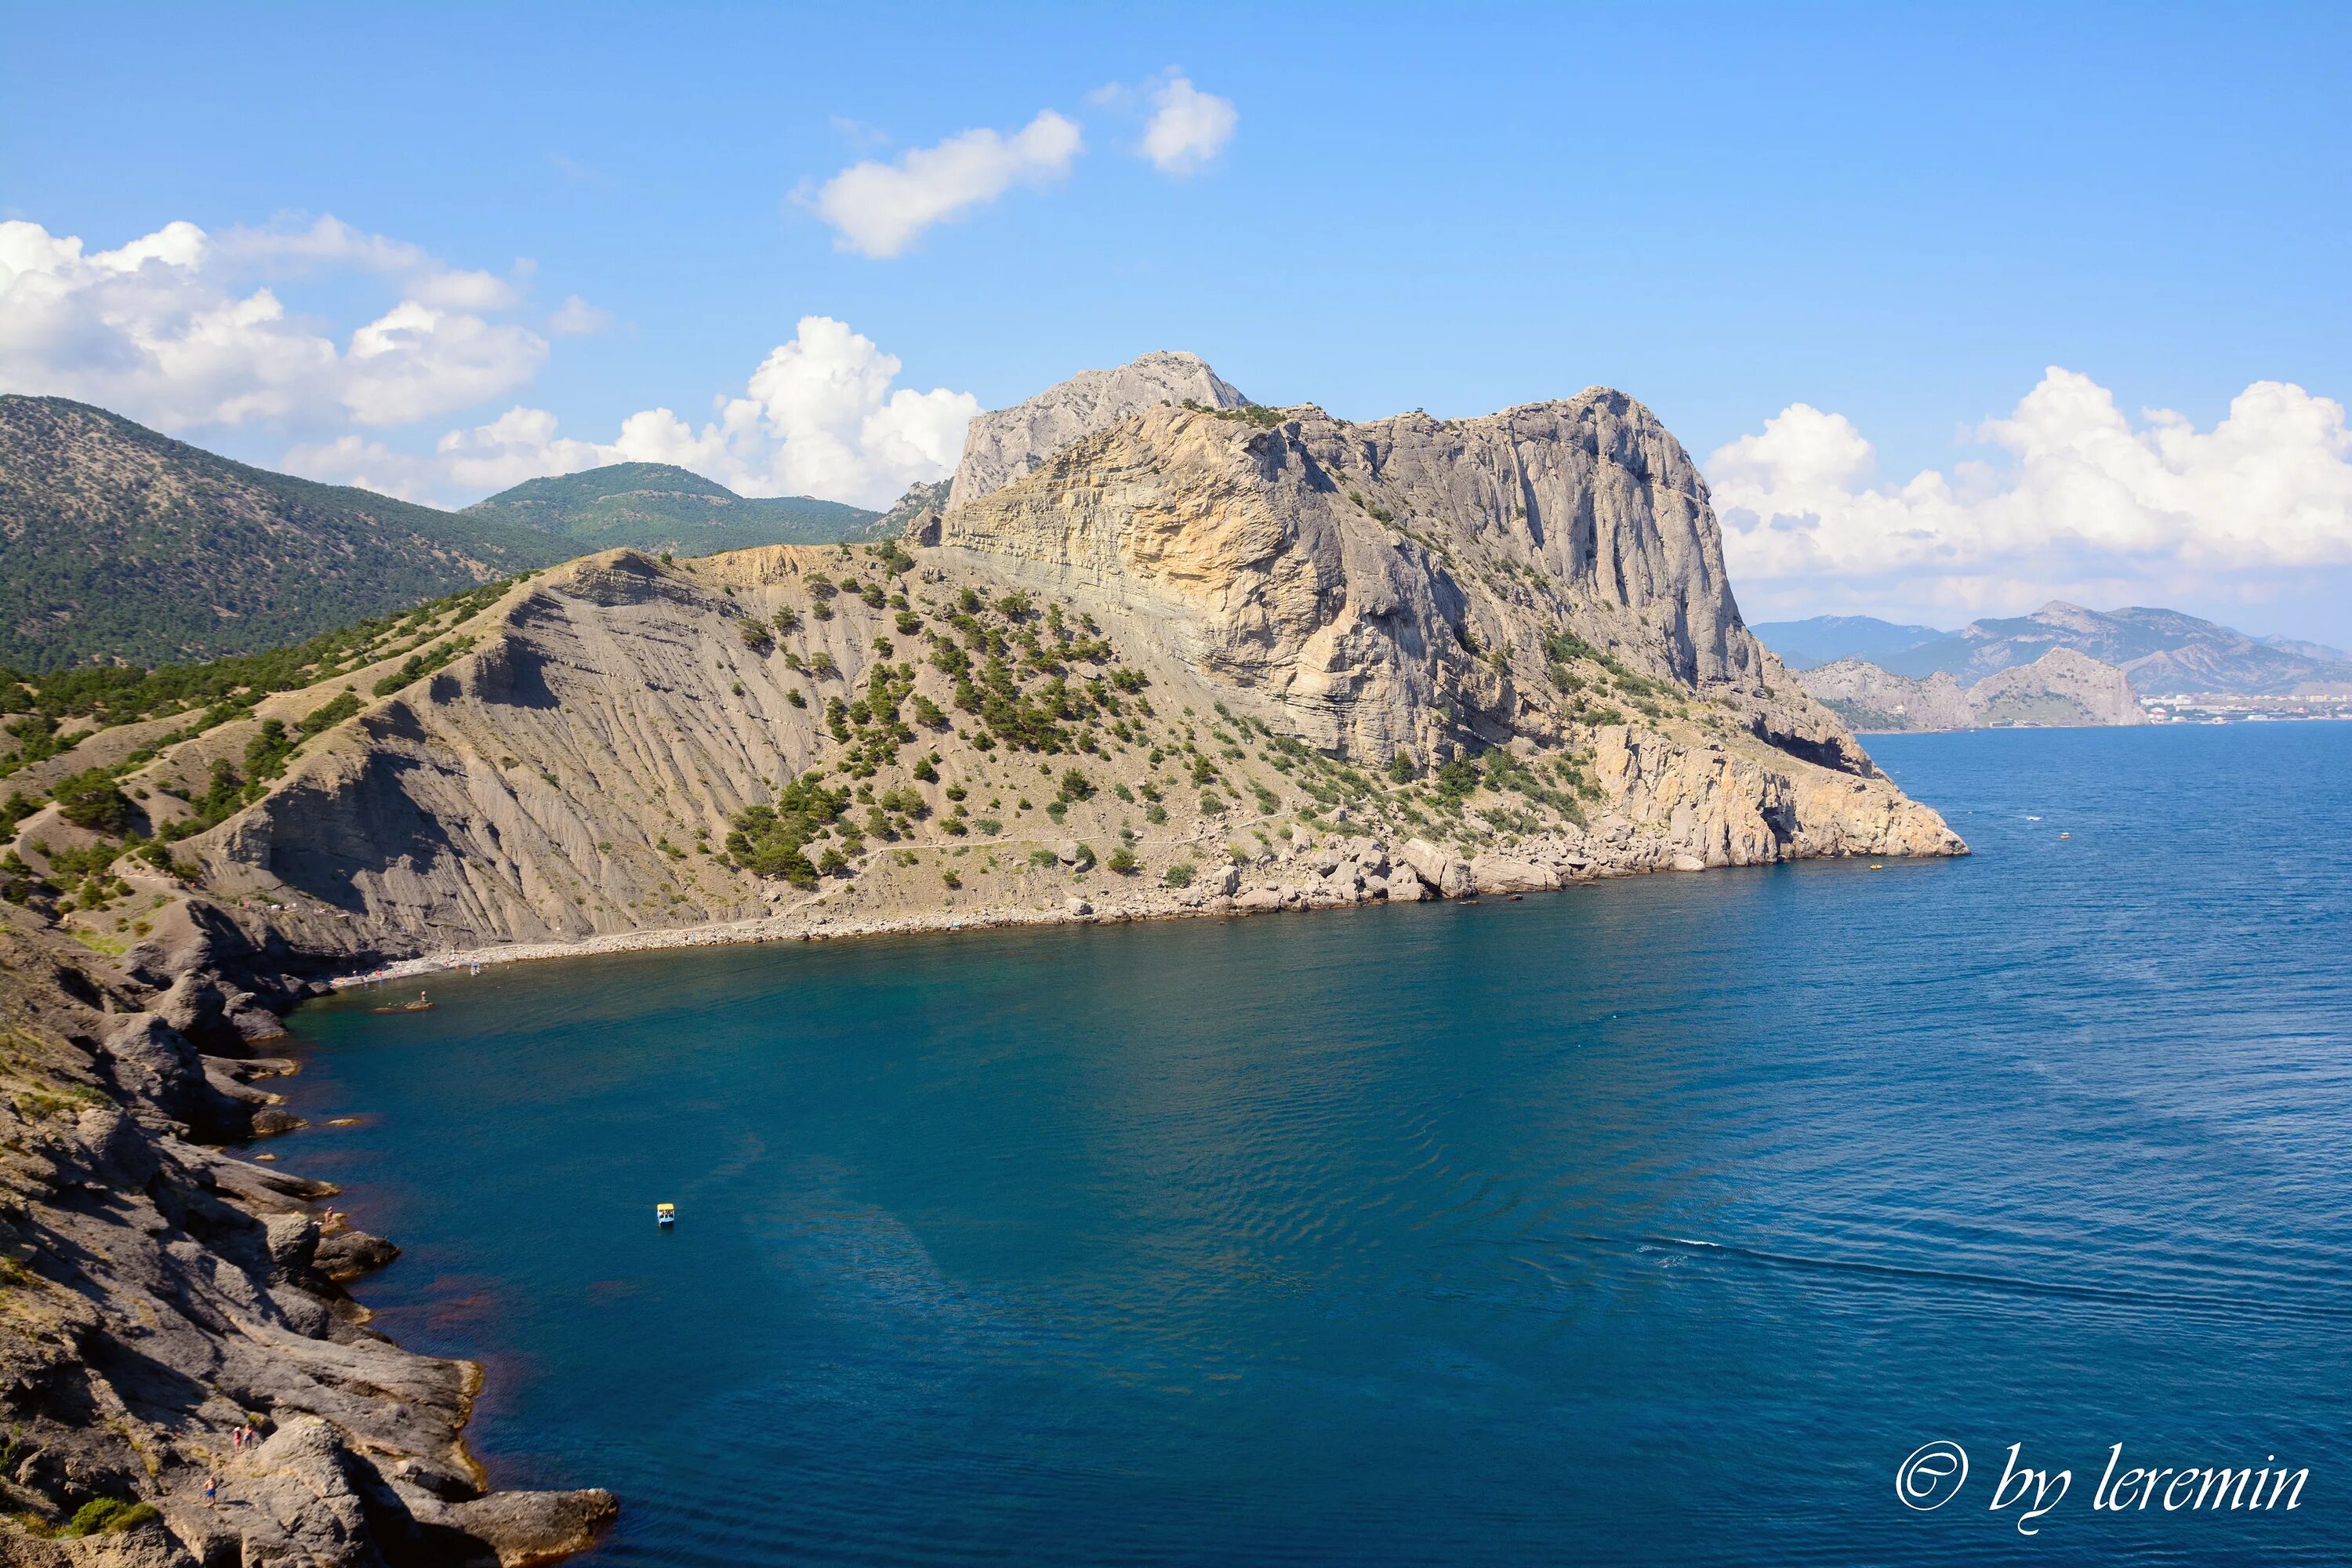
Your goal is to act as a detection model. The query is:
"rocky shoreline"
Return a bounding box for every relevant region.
[0,902,618,1566]
[332,815,1951,986]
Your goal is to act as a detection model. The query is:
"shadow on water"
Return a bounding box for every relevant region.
[284,723,2352,1566]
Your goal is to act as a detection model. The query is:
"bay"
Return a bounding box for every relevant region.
[282,723,2352,1565]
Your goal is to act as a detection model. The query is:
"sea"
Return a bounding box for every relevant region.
[280,722,2352,1566]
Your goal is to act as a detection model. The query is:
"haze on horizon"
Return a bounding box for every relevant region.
[4,2,2348,644]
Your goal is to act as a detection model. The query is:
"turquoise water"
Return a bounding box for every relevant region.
[282,724,2352,1565]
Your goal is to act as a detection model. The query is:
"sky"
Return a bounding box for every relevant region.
[5,2,2350,643]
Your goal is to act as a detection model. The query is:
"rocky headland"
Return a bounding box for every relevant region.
[0,355,1965,1561]
[1799,645,2147,731]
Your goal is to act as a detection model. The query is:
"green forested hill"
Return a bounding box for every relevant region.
[464,462,886,551]
[0,396,576,672]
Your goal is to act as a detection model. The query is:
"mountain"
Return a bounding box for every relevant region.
[1748,614,1948,671]
[0,395,576,673]
[463,462,886,552]
[1755,602,2352,695]
[944,349,1247,510]
[5,355,1960,967]
[1800,648,2146,731]
[2257,631,2352,662]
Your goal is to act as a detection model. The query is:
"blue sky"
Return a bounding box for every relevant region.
[6,2,2350,640]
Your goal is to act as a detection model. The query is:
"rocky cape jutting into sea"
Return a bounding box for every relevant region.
[0,353,1962,1563]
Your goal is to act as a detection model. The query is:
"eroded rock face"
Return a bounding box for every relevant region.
[943,394,1862,768]
[945,350,1248,512]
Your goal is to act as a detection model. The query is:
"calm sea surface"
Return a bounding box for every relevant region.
[282,724,2352,1566]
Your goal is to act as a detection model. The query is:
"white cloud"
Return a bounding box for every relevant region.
[546,294,612,336]
[811,110,1083,258]
[1708,368,2352,622]
[1139,74,1236,176]
[408,267,523,312]
[0,216,561,432]
[285,316,979,511]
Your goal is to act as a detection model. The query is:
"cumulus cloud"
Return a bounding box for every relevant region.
[286,316,979,510]
[811,110,1083,258]
[1708,368,2352,622]
[1139,74,1237,176]
[0,216,561,432]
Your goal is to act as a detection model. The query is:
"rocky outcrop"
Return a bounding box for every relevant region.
[1969,646,2146,726]
[1797,659,1976,731]
[1800,646,2146,731]
[0,918,616,1566]
[944,350,1247,511]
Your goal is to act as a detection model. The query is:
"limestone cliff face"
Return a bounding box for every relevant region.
[942,393,1864,771]
[945,350,1247,511]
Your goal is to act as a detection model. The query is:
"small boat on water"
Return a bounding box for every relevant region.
[656,1203,677,1228]
[369,990,434,1014]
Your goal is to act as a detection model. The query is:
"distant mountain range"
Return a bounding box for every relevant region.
[0,395,575,673]
[463,463,884,552]
[0,396,891,673]
[1753,603,2352,696]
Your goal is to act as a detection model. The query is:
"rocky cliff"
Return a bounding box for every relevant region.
[1801,646,2146,731]
[943,350,1247,511]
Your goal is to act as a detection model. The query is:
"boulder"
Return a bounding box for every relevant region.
[1399,838,1472,898]
[314,1228,401,1281]
[1468,854,1559,894]
[439,1486,621,1566]
[263,1213,321,1274]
